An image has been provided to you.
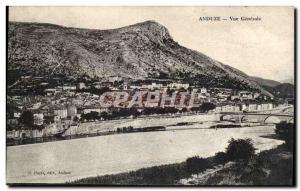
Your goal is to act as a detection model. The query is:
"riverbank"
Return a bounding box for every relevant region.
[7,125,282,184]
[69,143,293,186]
[179,143,293,185]
[7,113,218,146]
[6,121,273,147]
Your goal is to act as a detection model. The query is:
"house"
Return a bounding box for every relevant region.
[254,93,260,99]
[31,129,44,138]
[214,106,222,112]
[83,107,101,114]
[19,130,32,139]
[151,83,163,90]
[108,76,123,82]
[77,82,86,90]
[167,83,189,89]
[239,91,253,100]
[32,102,42,109]
[62,86,76,91]
[53,106,68,119]
[54,115,61,122]
[248,104,258,111]
[64,123,79,136]
[242,104,248,111]
[7,130,17,139]
[101,82,113,87]
[261,103,274,110]
[44,123,61,136]
[92,81,113,89]
[123,82,128,90]
[129,85,142,90]
[13,112,21,118]
[67,105,77,117]
[231,95,240,101]
[80,106,108,114]
[200,87,207,94]
[7,118,19,125]
[33,113,44,125]
[45,88,57,96]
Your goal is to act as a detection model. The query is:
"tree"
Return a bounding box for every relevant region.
[81,111,100,121]
[214,152,230,165]
[226,138,256,161]
[199,102,216,112]
[19,110,34,127]
[186,156,213,173]
[100,112,108,120]
[73,116,79,122]
[275,121,294,151]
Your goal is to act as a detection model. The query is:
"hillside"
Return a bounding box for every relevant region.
[263,83,294,99]
[8,21,271,95]
[281,78,294,85]
[249,76,281,87]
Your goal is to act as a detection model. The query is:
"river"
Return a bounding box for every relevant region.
[6,125,283,184]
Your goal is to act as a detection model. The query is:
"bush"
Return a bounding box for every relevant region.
[275,122,294,151]
[226,138,256,162]
[186,156,213,173]
[214,152,230,165]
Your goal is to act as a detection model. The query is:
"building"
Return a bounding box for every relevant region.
[242,104,248,111]
[200,87,207,94]
[231,95,240,101]
[53,106,68,119]
[62,86,76,91]
[108,76,123,82]
[31,129,44,138]
[67,105,77,118]
[239,91,253,100]
[123,82,128,90]
[33,113,44,125]
[248,104,258,111]
[168,83,189,89]
[80,106,108,114]
[45,88,57,96]
[65,123,79,135]
[7,118,19,125]
[261,103,274,110]
[77,82,86,90]
[151,83,163,90]
[13,112,21,118]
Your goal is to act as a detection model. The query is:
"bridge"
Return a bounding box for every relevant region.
[217,111,294,124]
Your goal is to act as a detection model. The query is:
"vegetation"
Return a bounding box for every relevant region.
[70,162,189,185]
[191,102,216,112]
[275,121,294,151]
[186,156,213,173]
[80,103,216,123]
[18,110,34,127]
[204,144,293,185]
[80,111,101,122]
[214,152,230,165]
[225,138,256,162]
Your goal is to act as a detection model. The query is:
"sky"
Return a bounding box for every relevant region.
[9,6,294,82]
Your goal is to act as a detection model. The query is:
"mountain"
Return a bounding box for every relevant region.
[8,21,272,96]
[262,83,294,99]
[249,76,281,87]
[249,76,294,99]
[281,78,294,85]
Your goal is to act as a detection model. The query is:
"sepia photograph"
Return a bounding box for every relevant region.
[6,6,295,186]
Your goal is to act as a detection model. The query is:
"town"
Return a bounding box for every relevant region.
[7,75,292,145]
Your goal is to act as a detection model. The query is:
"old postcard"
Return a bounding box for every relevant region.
[6,6,295,186]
